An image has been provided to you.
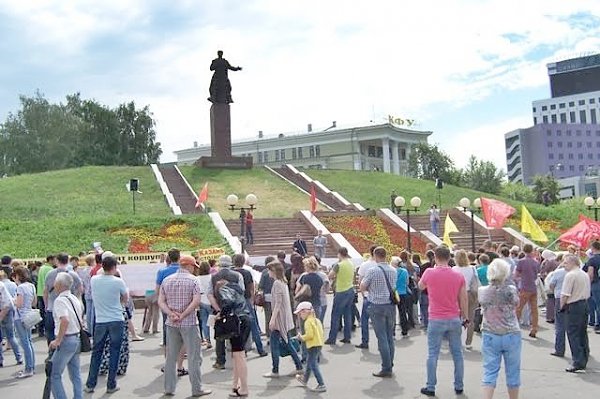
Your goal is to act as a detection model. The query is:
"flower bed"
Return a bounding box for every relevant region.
[111,220,201,253]
[320,215,427,256]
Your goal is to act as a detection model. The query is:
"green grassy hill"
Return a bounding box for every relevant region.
[0,166,225,258]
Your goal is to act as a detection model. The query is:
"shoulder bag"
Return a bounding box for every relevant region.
[66,297,92,352]
[17,284,42,329]
[377,265,399,305]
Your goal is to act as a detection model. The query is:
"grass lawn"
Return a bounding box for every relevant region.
[179,166,326,219]
[308,170,590,237]
[0,166,226,257]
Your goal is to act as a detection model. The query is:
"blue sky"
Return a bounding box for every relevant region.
[0,0,599,169]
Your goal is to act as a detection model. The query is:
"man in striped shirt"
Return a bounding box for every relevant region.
[159,255,212,397]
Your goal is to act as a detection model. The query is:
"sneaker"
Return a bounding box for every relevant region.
[311,385,327,393]
[83,386,95,393]
[323,339,335,345]
[106,387,120,394]
[296,374,307,387]
[263,372,280,378]
[355,343,369,349]
[16,360,23,365]
[339,338,351,344]
[212,362,225,370]
[420,387,435,397]
[258,351,268,357]
[16,370,34,379]
[465,345,473,350]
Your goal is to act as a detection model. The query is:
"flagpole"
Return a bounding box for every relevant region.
[544,237,561,250]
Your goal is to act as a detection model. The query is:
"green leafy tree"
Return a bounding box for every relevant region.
[408,143,462,185]
[462,155,505,194]
[501,182,536,202]
[531,174,560,205]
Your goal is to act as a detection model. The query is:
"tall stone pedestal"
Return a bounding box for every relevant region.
[196,103,253,169]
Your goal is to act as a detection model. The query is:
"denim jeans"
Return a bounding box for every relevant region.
[0,310,22,364]
[165,325,205,396]
[86,321,124,390]
[319,304,327,324]
[368,303,396,373]
[426,318,464,391]
[327,288,354,342]
[397,295,410,334]
[85,297,95,336]
[51,335,82,399]
[14,318,35,372]
[45,311,55,344]
[565,300,590,369]
[591,282,600,329]
[269,330,302,373]
[360,298,371,345]
[246,299,265,353]
[481,331,521,388]
[198,303,212,343]
[304,346,324,385]
[37,296,46,336]
[419,293,429,327]
[430,220,439,236]
[554,297,566,355]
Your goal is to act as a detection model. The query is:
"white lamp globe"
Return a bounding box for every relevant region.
[394,196,406,208]
[410,196,422,208]
[246,193,258,206]
[459,197,470,208]
[473,197,482,209]
[226,194,239,206]
[584,196,595,207]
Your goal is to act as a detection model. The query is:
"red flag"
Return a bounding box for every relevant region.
[195,182,208,209]
[480,197,516,228]
[310,184,317,214]
[559,215,600,248]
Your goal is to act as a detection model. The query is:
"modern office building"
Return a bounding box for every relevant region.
[175,122,432,175]
[506,53,600,184]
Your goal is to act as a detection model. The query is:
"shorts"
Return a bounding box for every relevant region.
[230,316,251,352]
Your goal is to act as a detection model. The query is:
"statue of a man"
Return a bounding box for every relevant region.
[208,50,242,104]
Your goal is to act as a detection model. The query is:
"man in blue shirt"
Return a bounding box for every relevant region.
[395,260,410,336]
[582,241,600,333]
[155,249,181,346]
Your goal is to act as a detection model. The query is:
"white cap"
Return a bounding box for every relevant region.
[294,301,313,314]
[510,245,520,253]
[101,251,115,260]
[541,249,557,261]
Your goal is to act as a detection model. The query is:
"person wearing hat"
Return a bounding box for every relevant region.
[541,249,559,323]
[294,301,326,392]
[158,255,212,397]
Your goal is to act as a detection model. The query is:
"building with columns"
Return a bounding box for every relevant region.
[174,122,431,175]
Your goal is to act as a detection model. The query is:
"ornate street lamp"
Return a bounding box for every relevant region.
[227,193,258,253]
[584,196,600,221]
[459,197,482,252]
[394,195,421,252]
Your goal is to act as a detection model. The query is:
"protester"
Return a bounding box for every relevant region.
[394,255,410,336]
[453,249,479,349]
[418,246,467,397]
[197,261,213,348]
[296,257,324,321]
[547,262,568,357]
[292,234,308,257]
[541,249,559,323]
[515,244,541,338]
[245,210,254,245]
[155,249,181,347]
[325,247,355,345]
[313,230,327,259]
[158,255,211,397]
[36,256,54,337]
[295,301,326,392]
[263,261,303,378]
[478,259,522,399]
[258,256,276,337]
[13,266,36,378]
[419,250,435,328]
[84,253,103,336]
[429,204,440,236]
[355,245,377,349]
[582,240,600,333]
[0,274,22,368]
[49,272,84,399]
[560,254,591,373]
[360,247,398,377]
[85,254,128,394]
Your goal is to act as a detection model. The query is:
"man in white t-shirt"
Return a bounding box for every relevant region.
[355,245,377,349]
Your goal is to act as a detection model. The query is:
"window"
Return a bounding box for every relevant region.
[580,110,587,124]
[263,151,269,163]
[275,150,280,161]
[281,149,286,160]
[309,146,315,158]
[557,142,563,148]
[567,130,572,136]
[533,107,537,112]
[534,117,538,124]
[569,165,575,171]
[579,100,585,106]
[551,114,557,123]
[542,105,548,111]
[558,153,564,160]
[567,142,573,148]
[570,111,576,123]
[568,153,574,159]
[543,115,549,123]
[258,152,263,163]
[292,148,297,159]
[589,153,594,159]
[298,147,303,158]
[400,148,406,160]
[559,103,565,109]
[577,142,582,148]
[368,145,376,157]
[591,98,596,104]
[560,113,567,123]
[557,130,562,136]
[579,165,585,171]
[591,109,597,124]
[315,145,320,157]
[585,183,597,198]
[569,101,575,107]
[550,104,556,110]
[578,153,584,160]
[376,147,383,158]
[549,153,554,159]
[547,142,553,148]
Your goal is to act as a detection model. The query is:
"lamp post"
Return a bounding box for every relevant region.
[584,196,600,221]
[394,195,421,252]
[459,197,482,252]
[227,193,258,253]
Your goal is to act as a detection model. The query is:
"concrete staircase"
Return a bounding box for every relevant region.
[224,217,337,257]
[158,165,198,215]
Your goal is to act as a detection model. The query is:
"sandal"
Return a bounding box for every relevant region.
[177,368,189,377]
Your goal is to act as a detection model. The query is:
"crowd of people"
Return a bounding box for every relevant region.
[0,236,597,398]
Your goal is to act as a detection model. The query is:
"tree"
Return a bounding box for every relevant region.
[531,174,560,205]
[462,155,505,194]
[501,182,536,202]
[408,143,461,185]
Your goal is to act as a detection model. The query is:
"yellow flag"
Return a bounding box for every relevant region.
[443,213,459,247]
[521,205,548,242]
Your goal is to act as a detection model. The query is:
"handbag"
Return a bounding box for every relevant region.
[18,308,42,330]
[278,336,301,357]
[254,291,265,307]
[214,312,241,340]
[377,265,400,305]
[294,284,312,302]
[66,297,92,352]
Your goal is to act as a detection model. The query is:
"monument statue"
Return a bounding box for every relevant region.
[208,50,242,104]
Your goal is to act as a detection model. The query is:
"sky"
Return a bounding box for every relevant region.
[0,0,599,170]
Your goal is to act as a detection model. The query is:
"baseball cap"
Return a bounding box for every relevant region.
[294,301,314,314]
[101,251,115,261]
[180,255,200,268]
[219,255,233,267]
[541,249,556,261]
[510,245,520,253]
